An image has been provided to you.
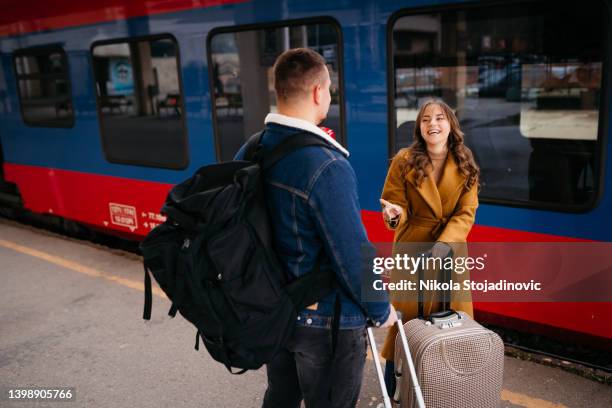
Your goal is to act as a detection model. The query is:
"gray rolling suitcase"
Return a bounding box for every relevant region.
[392,262,504,408]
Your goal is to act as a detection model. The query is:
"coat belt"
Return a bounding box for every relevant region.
[405,214,449,240]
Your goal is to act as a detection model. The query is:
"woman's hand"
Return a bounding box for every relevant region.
[379,198,403,222]
[431,242,451,258]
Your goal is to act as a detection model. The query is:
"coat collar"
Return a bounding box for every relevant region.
[406,152,466,217]
[264,113,349,157]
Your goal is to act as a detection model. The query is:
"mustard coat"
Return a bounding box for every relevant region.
[380,148,478,361]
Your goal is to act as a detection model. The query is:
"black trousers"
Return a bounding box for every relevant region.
[262,326,367,408]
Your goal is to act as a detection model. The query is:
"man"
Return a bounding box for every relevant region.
[235,48,396,408]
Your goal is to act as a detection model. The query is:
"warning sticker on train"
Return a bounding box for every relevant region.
[109,203,138,231]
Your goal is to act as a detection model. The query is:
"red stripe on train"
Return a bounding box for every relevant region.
[0,0,247,37]
[4,163,172,236]
[361,210,590,243]
[4,163,611,345]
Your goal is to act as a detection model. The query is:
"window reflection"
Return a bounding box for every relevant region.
[92,37,187,169]
[391,2,604,208]
[210,23,342,162]
[14,49,73,127]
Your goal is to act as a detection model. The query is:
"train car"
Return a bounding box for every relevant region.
[0,0,610,352]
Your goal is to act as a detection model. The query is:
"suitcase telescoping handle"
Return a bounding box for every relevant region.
[367,312,426,408]
[366,323,392,408]
[395,312,426,408]
[418,248,459,322]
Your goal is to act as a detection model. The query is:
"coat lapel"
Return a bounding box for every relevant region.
[437,153,467,209]
[406,153,467,217]
[407,167,443,218]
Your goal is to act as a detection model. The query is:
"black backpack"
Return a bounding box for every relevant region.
[141,131,340,373]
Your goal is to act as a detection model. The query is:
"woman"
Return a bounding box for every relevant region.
[379,99,480,393]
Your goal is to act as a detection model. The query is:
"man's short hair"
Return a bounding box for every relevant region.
[273,48,327,102]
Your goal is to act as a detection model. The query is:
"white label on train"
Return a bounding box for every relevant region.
[109,203,138,230]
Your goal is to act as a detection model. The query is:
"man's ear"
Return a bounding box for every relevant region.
[313,84,321,105]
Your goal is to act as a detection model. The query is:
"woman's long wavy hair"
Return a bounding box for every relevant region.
[400,99,479,191]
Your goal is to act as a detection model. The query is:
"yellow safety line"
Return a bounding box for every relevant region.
[0,238,166,299]
[501,390,568,408]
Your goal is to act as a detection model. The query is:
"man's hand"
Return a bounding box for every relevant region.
[379,199,403,222]
[379,304,398,329]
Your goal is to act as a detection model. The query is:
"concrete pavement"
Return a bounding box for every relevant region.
[0,218,610,408]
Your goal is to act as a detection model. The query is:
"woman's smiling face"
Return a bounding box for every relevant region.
[419,103,451,148]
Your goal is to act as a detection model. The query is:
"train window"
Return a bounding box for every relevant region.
[389,1,606,210]
[14,47,74,127]
[208,21,343,162]
[91,36,187,169]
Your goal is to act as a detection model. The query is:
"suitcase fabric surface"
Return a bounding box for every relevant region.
[393,311,504,408]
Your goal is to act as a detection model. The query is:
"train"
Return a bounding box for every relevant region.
[0,0,610,351]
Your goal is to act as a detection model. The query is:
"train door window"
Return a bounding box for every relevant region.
[91,36,187,169]
[389,1,606,210]
[14,47,74,127]
[208,21,343,162]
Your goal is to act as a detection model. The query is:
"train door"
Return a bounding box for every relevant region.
[0,141,21,208]
[0,59,19,208]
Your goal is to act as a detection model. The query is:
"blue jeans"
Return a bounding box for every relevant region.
[262,326,367,408]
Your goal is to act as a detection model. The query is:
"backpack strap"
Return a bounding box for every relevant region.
[259,132,333,170]
[243,131,265,162]
[143,264,153,320]
[285,256,334,310]
[195,331,248,375]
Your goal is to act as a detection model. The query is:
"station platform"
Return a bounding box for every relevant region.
[0,218,610,407]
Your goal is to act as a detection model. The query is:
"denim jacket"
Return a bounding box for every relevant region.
[235,113,390,329]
